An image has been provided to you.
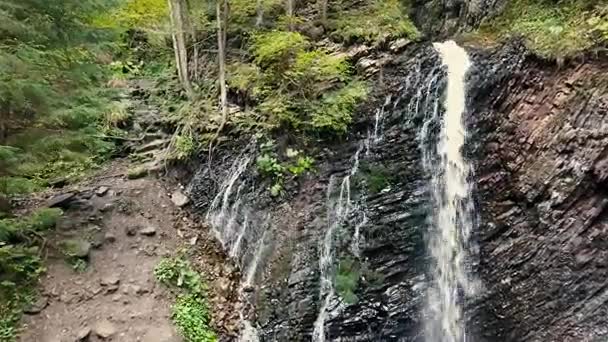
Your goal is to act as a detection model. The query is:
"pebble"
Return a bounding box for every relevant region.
[139,226,157,236]
[96,186,109,196]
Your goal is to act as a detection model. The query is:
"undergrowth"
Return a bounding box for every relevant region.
[0,208,62,341]
[477,0,608,57]
[331,0,420,45]
[335,256,385,305]
[256,142,315,196]
[155,254,217,342]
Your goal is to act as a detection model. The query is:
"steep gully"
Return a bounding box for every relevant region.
[186,38,608,341]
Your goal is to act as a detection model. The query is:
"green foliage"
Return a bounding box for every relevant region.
[335,257,360,304]
[227,62,262,95]
[332,0,419,44]
[97,0,169,30]
[0,208,61,340]
[155,255,217,342]
[245,30,369,134]
[252,31,310,68]
[172,294,217,342]
[256,153,285,197]
[230,0,283,31]
[478,0,608,57]
[9,130,114,186]
[287,156,315,176]
[0,208,62,242]
[358,163,394,194]
[70,259,88,273]
[0,178,40,196]
[256,154,286,178]
[0,286,35,342]
[0,0,122,194]
[310,81,369,134]
[102,101,132,131]
[173,133,197,160]
[255,143,315,196]
[155,256,207,296]
[127,166,149,179]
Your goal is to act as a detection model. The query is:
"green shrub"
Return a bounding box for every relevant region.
[154,256,217,342]
[256,154,285,178]
[335,257,360,304]
[227,62,262,94]
[478,0,608,57]
[0,208,61,341]
[155,256,207,296]
[172,294,217,342]
[358,163,395,194]
[252,31,309,68]
[0,177,40,196]
[286,50,350,90]
[127,166,148,179]
[310,81,369,133]
[287,156,315,176]
[0,208,62,242]
[333,0,419,44]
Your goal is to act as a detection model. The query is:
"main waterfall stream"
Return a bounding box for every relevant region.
[423,41,476,342]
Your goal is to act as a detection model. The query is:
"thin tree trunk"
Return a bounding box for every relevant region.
[217,0,228,123]
[192,32,199,81]
[256,0,264,27]
[319,0,327,24]
[168,0,194,97]
[286,0,294,31]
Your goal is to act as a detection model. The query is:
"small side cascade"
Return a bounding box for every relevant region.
[204,153,267,342]
[237,229,268,342]
[421,41,478,342]
[372,95,393,143]
[205,155,251,248]
[313,142,365,342]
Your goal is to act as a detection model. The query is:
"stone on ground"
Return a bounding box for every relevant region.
[94,319,117,339]
[170,190,190,207]
[139,225,157,236]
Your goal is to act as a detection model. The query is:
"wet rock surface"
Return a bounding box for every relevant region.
[469,49,608,341]
[186,40,608,342]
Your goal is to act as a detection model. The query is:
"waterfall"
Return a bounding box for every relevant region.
[313,143,364,342]
[422,41,476,342]
[205,153,266,342]
[206,155,251,248]
[238,229,268,342]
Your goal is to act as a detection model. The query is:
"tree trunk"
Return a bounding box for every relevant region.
[168,0,194,97]
[217,0,228,124]
[256,0,264,27]
[286,0,295,31]
[319,0,327,24]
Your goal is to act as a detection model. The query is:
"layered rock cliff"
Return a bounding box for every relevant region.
[470,47,608,341]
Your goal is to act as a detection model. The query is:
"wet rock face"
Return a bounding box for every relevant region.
[410,0,507,37]
[186,39,608,342]
[186,43,446,342]
[469,50,608,341]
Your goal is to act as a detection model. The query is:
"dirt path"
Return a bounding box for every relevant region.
[17,161,204,342]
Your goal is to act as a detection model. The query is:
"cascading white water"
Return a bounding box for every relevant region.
[205,154,265,342]
[206,156,251,248]
[238,230,268,342]
[423,41,476,342]
[313,143,365,342]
